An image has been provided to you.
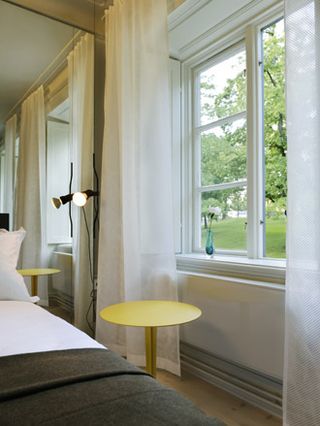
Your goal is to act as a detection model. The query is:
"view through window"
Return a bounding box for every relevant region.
[197,46,247,252]
[262,18,286,258]
[192,17,286,259]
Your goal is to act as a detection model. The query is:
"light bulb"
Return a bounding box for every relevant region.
[72,192,87,207]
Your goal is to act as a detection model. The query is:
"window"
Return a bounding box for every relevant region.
[14,136,19,195]
[182,11,286,263]
[194,45,247,253]
[46,99,72,244]
[0,143,5,212]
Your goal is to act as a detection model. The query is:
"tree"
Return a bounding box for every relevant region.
[263,24,286,209]
[200,21,286,220]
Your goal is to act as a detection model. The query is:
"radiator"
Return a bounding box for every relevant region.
[49,246,73,312]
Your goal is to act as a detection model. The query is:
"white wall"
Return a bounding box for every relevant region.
[178,273,285,379]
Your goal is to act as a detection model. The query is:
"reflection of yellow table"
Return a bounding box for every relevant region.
[18,268,60,297]
[100,300,201,377]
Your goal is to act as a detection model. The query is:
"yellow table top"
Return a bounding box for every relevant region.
[17,268,60,277]
[100,300,201,328]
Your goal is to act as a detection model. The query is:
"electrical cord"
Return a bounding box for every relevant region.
[82,207,95,333]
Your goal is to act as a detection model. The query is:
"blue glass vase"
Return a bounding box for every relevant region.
[205,229,215,256]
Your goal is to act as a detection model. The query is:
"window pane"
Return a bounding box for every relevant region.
[0,146,4,212]
[201,118,246,186]
[262,19,286,258]
[14,137,19,193]
[200,49,246,125]
[201,187,247,251]
[47,119,71,244]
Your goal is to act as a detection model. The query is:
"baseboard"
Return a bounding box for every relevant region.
[180,342,282,418]
[48,290,74,312]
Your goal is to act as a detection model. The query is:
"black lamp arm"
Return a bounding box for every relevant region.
[83,190,99,199]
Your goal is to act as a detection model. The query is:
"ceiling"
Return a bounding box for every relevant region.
[0,1,76,137]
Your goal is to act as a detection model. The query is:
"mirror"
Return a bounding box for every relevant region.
[0,0,96,312]
[0,0,78,231]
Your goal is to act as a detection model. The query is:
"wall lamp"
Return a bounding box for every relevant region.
[51,189,99,209]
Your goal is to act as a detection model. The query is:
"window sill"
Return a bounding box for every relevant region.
[176,253,286,284]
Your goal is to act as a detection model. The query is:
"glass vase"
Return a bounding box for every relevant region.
[205,229,215,256]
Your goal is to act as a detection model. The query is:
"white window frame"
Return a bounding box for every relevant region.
[179,3,286,278]
[0,143,5,212]
[170,58,182,253]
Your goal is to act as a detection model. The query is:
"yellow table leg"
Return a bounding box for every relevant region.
[31,275,38,297]
[145,326,157,377]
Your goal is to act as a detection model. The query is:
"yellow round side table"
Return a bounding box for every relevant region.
[100,300,201,377]
[18,268,60,297]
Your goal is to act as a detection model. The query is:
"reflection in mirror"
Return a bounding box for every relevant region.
[0,0,75,227]
[0,0,94,327]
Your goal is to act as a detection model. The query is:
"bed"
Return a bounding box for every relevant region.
[0,301,225,425]
[0,228,224,424]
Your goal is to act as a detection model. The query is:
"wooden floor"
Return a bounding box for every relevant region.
[48,306,282,426]
[157,370,282,426]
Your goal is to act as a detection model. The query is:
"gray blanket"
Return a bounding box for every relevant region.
[0,348,225,425]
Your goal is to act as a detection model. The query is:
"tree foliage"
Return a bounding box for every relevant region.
[200,21,286,222]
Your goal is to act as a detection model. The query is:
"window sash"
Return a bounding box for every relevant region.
[193,44,247,253]
[194,110,246,134]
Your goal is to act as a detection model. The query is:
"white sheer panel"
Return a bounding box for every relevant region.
[68,34,94,333]
[3,114,17,224]
[96,0,180,375]
[284,1,320,424]
[15,86,50,300]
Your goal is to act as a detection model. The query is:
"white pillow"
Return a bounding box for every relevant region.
[0,258,31,302]
[0,227,26,268]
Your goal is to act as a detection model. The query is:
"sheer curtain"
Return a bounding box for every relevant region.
[3,114,17,224]
[284,0,320,424]
[15,86,49,300]
[68,33,94,333]
[96,0,180,375]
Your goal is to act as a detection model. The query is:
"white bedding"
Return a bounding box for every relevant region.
[0,301,105,357]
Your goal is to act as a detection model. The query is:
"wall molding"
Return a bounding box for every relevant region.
[174,0,281,61]
[168,0,211,31]
[181,341,283,418]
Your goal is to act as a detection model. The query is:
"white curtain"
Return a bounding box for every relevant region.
[96,0,180,375]
[15,86,49,300]
[68,33,94,333]
[3,114,17,224]
[284,1,320,424]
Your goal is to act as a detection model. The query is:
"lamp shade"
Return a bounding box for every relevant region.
[51,197,62,209]
[51,193,74,209]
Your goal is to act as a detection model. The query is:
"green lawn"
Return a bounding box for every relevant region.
[202,217,286,258]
